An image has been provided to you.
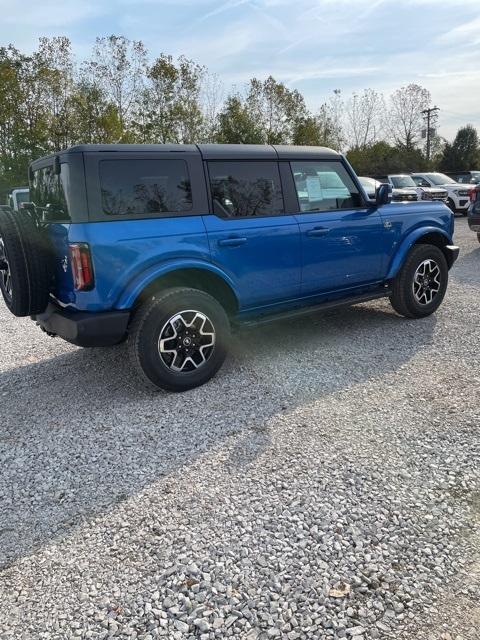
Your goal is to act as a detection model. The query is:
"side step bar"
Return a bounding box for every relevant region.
[236,289,391,328]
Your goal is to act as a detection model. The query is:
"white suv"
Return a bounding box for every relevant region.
[411,173,473,215]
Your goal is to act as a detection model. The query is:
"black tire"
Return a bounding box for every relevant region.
[128,287,230,392]
[477,233,480,244]
[447,198,456,213]
[0,208,53,316]
[389,244,448,319]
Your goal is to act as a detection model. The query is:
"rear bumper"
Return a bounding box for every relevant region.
[468,212,480,233]
[34,303,130,347]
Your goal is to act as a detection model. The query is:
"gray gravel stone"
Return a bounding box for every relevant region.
[0,219,479,640]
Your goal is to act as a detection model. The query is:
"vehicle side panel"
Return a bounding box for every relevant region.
[65,218,212,311]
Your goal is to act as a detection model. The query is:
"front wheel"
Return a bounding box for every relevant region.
[128,287,230,392]
[389,244,448,319]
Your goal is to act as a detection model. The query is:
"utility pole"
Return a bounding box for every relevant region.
[422,106,440,162]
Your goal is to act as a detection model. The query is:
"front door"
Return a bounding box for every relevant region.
[203,160,301,309]
[289,159,384,296]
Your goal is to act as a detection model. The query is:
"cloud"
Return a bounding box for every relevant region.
[0,0,102,28]
[437,15,480,45]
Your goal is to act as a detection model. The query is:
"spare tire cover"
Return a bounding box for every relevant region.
[0,208,53,317]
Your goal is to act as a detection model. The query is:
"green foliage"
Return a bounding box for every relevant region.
[135,54,205,144]
[216,96,264,144]
[0,35,478,202]
[438,125,480,171]
[347,141,428,176]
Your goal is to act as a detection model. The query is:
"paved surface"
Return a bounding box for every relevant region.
[0,217,479,640]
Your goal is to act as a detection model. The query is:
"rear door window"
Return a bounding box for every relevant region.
[208,161,284,218]
[291,161,362,212]
[99,159,192,216]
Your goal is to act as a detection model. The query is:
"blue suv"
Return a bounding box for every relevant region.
[0,144,459,391]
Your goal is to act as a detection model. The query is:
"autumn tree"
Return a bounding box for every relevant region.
[133,54,205,144]
[345,88,384,149]
[88,35,147,139]
[245,76,307,144]
[388,83,431,150]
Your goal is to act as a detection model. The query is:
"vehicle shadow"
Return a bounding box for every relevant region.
[0,300,436,568]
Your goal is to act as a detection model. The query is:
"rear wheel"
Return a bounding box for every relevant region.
[477,233,480,244]
[389,244,448,319]
[128,287,230,392]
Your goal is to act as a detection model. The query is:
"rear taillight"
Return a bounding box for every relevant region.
[470,186,479,202]
[69,243,94,291]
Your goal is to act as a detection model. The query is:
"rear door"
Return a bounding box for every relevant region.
[286,159,385,296]
[203,160,301,309]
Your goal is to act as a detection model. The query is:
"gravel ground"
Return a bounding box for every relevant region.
[0,217,479,640]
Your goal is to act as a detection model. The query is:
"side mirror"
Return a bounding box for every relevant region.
[376,183,392,206]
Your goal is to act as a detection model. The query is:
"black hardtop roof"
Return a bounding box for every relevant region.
[30,143,340,169]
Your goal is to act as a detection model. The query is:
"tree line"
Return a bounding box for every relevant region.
[1,35,479,198]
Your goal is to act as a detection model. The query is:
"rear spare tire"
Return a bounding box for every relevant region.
[0,208,53,316]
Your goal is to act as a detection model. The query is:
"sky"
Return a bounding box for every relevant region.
[1,0,479,141]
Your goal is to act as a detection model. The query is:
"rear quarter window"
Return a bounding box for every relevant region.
[31,164,71,221]
[99,159,192,216]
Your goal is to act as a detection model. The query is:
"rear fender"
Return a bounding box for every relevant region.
[115,259,238,310]
[386,227,451,280]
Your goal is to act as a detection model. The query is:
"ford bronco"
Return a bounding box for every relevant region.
[0,144,459,391]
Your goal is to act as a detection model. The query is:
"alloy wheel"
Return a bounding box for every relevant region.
[412,258,441,305]
[0,236,12,302]
[158,310,215,372]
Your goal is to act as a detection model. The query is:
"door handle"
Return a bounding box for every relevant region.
[218,236,247,247]
[306,227,330,237]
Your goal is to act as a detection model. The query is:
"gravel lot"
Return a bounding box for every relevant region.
[0,217,479,640]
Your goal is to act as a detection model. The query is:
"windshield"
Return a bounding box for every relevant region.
[390,175,416,188]
[427,173,456,185]
[15,190,30,205]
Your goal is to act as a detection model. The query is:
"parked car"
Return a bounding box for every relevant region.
[6,187,30,211]
[374,175,419,202]
[0,144,459,392]
[377,174,448,203]
[467,184,480,243]
[411,172,473,215]
[445,171,480,185]
[358,176,382,199]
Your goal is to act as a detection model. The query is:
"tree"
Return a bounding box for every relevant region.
[133,54,205,144]
[388,84,431,150]
[347,141,427,176]
[70,80,122,143]
[200,72,224,142]
[216,95,264,144]
[245,76,307,144]
[345,89,384,149]
[438,125,480,171]
[292,104,342,148]
[87,35,147,138]
[37,37,75,150]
